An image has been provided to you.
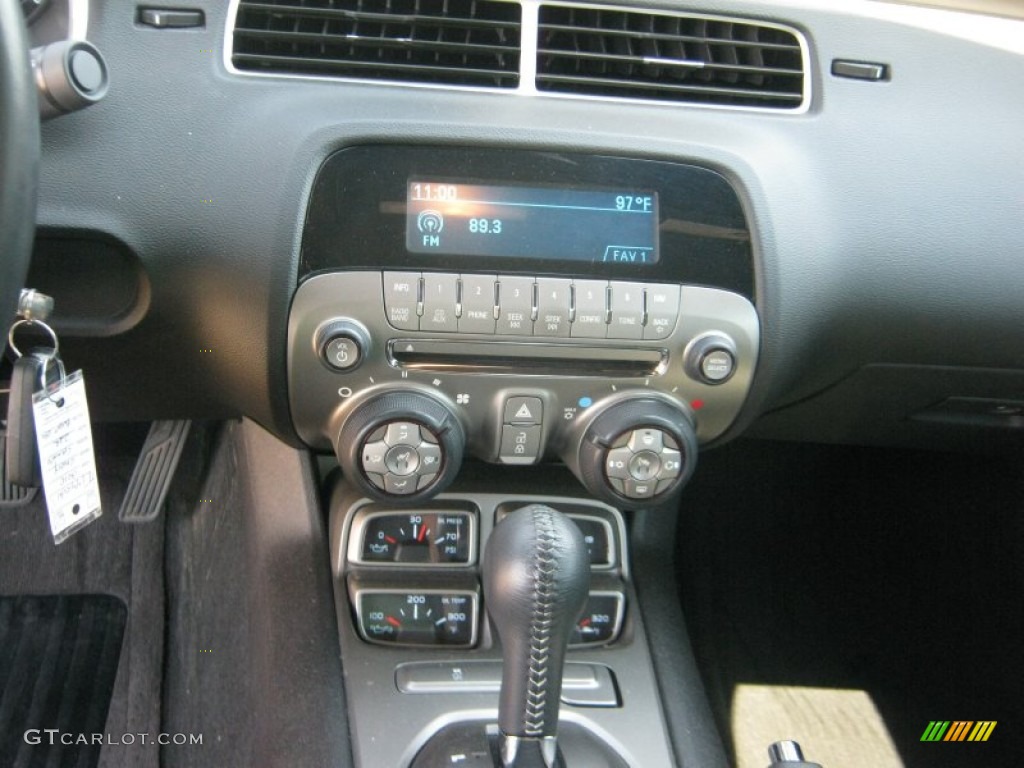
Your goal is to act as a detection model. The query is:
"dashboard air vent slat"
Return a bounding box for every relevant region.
[232,0,522,88]
[536,6,805,108]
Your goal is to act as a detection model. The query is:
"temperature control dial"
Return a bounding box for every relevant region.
[568,397,698,507]
[336,391,465,503]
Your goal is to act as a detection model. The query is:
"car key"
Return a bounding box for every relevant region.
[6,353,44,487]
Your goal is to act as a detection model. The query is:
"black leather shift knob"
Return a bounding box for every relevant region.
[483,505,590,766]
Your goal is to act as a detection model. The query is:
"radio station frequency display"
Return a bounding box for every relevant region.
[406,181,659,264]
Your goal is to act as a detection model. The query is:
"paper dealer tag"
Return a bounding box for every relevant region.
[32,370,102,544]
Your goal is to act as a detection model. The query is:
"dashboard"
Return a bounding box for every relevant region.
[27,0,1024,458]
[15,0,1024,765]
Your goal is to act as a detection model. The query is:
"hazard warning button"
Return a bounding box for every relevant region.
[503,397,543,426]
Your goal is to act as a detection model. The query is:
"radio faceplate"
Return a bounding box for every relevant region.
[287,270,759,463]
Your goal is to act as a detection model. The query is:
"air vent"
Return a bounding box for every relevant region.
[537,6,806,109]
[232,0,521,88]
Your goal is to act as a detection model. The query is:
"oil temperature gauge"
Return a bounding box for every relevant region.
[351,508,476,565]
[356,590,478,647]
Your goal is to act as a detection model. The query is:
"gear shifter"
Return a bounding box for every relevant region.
[483,504,590,767]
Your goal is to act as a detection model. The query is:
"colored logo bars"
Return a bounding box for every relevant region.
[920,721,997,742]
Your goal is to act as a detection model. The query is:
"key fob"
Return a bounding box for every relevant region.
[6,354,43,487]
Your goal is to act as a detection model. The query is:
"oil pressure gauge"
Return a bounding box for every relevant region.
[349,507,476,566]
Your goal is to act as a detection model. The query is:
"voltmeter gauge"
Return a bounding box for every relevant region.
[353,509,475,565]
[356,590,478,647]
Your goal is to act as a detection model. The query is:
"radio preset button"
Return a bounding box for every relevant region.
[421,272,459,333]
[643,283,680,339]
[383,271,421,331]
[459,274,497,334]
[535,278,572,337]
[571,280,609,338]
[608,281,644,340]
[496,276,535,335]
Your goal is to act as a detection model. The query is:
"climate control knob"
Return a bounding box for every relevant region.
[568,397,698,507]
[336,391,465,503]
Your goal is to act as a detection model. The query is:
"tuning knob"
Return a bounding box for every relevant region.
[336,391,464,503]
[567,397,698,507]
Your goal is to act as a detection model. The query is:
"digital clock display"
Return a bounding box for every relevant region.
[406,181,659,264]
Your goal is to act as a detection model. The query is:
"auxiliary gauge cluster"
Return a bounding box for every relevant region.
[343,498,627,650]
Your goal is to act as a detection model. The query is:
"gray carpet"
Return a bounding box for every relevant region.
[0,426,164,768]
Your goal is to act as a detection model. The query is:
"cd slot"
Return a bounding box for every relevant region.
[389,340,665,377]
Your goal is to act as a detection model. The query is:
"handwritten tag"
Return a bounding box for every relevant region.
[32,370,102,544]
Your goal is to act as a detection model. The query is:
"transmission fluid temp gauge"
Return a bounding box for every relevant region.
[351,509,476,566]
[356,590,478,648]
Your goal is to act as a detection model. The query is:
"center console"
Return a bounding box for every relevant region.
[288,145,761,766]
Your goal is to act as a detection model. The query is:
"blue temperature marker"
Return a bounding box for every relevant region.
[578,397,593,408]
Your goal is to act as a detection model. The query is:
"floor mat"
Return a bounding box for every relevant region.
[0,595,127,768]
[678,439,1024,768]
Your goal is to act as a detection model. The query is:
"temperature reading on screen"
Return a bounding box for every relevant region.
[615,195,653,212]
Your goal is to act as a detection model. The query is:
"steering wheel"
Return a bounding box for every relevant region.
[0,0,41,322]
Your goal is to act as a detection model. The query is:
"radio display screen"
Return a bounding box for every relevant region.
[406,181,659,265]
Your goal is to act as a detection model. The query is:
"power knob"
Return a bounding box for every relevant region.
[336,391,465,503]
[567,397,698,508]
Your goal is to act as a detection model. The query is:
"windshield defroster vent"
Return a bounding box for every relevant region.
[536,6,806,109]
[232,0,522,88]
